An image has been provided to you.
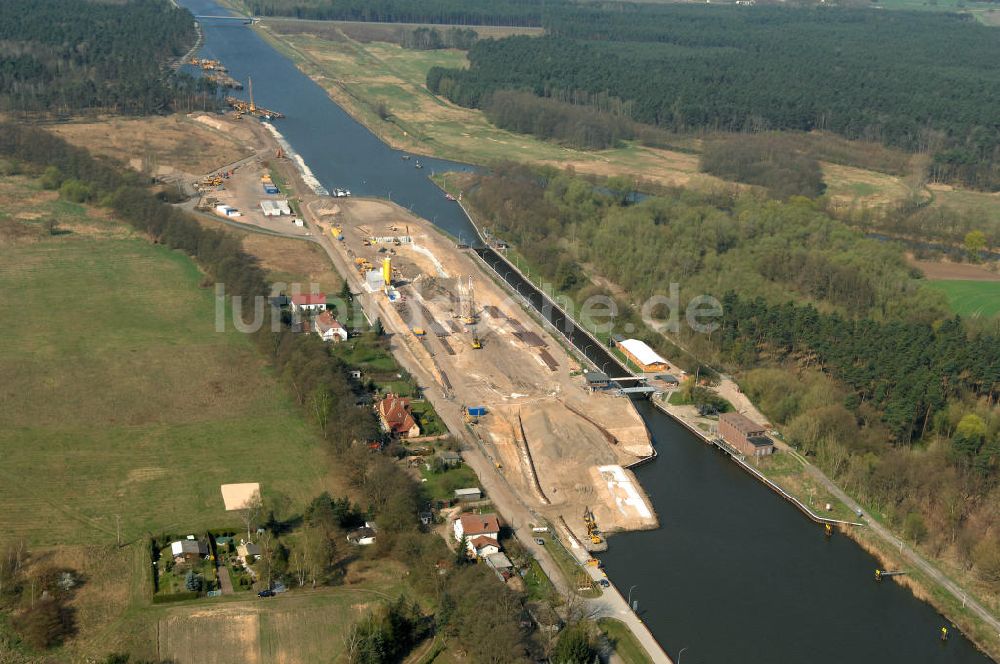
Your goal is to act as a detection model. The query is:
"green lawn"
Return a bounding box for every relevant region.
[925,279,1000,318]
[597,618,653,664]
[419,464,479,502]
[411,400,446,436]
[0,188,332,546]
[533,532,600,598]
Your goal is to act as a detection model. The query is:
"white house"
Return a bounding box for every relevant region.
[454,513,501,556]
[347,522,378,546]
[313,311,348,342]
[469,536,500,557]
[290,293,327,313]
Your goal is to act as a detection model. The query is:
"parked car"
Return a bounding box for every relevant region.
[258,589,275,598]
[534,538,545,546]
[599,579,610,588]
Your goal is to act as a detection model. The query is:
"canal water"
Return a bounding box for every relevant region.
[181,5,995,662]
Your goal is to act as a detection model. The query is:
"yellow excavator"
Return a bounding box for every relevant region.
[584,507,603,545]
[471,333,482,349]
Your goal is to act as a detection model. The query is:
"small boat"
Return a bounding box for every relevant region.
[401,155,411,161]
[445,193,456,201]
[414,161,423,169]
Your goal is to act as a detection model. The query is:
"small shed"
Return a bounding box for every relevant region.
[485,552,514,580]
[657,374,680,387]
[236,541,261,564]
[584,371,611,391]
[438,451,462,467]
[454,487,482,502]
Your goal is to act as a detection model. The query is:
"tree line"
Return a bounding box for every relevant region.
[483,90,637,150]
[241,0,554,26]
[700,134,826,200]
[461,163,1000,590]
[0,0,215,115]
[402,27,478,50]
[427,5,1000,190]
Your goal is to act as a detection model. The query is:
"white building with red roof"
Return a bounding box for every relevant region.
[313,311,348,342]
[290,292,327,313]
[454,513,501,556]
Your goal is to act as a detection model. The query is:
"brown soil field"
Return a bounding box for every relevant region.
[909,257,1000,281]
[243,233,344,293]
[49,114,255,180]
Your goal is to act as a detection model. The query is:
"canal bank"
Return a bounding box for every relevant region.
[181,5,997,662]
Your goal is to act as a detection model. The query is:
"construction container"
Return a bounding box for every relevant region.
[467,406,487,417]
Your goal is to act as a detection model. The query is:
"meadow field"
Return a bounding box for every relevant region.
[925,279,1000,318]
[0,175,343,543]
[0,174,420,661]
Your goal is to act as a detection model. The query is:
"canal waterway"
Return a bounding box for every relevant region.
[182,5,995,662]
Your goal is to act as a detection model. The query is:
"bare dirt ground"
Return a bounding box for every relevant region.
[49,114,255,183]
[909,256,1000,281]
[314,197,657,542]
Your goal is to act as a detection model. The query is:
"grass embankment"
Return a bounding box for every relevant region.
[531,532,600,599]
[597,618,654,664]
[925,280,1000,318]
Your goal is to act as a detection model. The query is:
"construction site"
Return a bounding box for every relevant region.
[308,198,658,548]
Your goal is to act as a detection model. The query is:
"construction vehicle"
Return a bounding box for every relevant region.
[471,334,482,350]
[224,77,285,119]
[462,276,478,325]
[412,328,425,336]
[583,507,603,545]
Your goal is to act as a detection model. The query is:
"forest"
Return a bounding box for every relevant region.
[463,163,1000,589]
[240,0,558,25]
[427,5,1000,190]
[0,0,212,115]
[483,90,636,150]
[700,135,826,200]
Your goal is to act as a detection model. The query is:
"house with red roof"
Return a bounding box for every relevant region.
[376,393,420,438]
[454,512,502,557]
[290,292,327,314]
[313,311,348,343]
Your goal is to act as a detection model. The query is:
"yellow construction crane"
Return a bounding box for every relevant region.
[462,276,478,325]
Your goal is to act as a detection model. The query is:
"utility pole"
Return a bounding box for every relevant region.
[115,514,122,547]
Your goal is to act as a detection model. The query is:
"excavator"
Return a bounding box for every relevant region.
[583,507,603,545]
